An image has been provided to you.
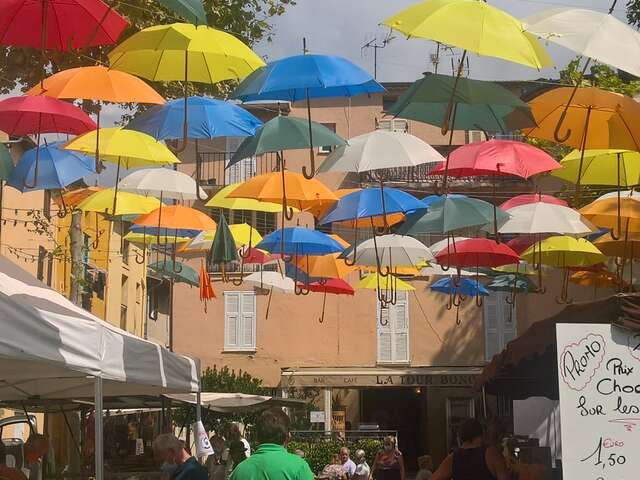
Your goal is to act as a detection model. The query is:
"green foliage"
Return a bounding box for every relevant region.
[628,0,640,29]
[287,438,382,475]
[560,58,640,97]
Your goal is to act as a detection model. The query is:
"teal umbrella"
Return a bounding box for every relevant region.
[228,116,346,168]
[395,195,509,234]
[149,260,198,287]
[207,214,239,282]
[384,73,536,134]
[487,274,536,293]
[157,0,207,25]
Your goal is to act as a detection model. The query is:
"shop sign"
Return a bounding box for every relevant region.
[556,323,640,480]
[332,410,346,432]
[284,372,477,387]
[310,411,325,423]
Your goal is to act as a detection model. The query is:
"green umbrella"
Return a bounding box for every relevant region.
[228,116,346,167]
[487,274,536,293]
[207,214,239,281]
[149,260,199,287]
[157,0,207,25]
[395,195,509,234]
[0,143,14,180]
[384,73,536,134]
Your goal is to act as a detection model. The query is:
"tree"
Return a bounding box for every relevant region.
[628,0,640,29]
[0,0,295,100]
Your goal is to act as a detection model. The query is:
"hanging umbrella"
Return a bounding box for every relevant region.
[306,188,360,219]
[7,142,95,193]
[156,0,206,25]
[318,130,445,173]
[245,271,295,319]
[396,195,509,234]
[357,273,415,291]
[241,248,281,266]
[493,262,538,276]
[124,231,193,246]
[177,225,263,254]
[345,234,434,271]
[495,202,595,236]
[0,143,14,245]
[304,278,355,324]
[55,187,101,209]
[434,238,520,269]
[134,205,217,231]
[118,168,207,201]
[149,260,199,287]
[76,189,161,216]
[231,53,384,179]
[487,274,536,293]
[256,227,345,256]
[428,236,469,255]
[499,194,568,211]
[580,197,640,235]
[125,96,262,140]
[597,190,640,202]
[199,260,216,311]
[295,253,358,280]
[553,149,640,187]
[420,264,479,277]
[505,235,552,255]
[205,183,295,213]
[431,277,489,296]
[569,270,622,296]
[207,215,239,282]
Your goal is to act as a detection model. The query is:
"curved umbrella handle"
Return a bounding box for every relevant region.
[56,190,69,218]
[231,260,244,286]
[135,244,146,265]
[302,89,316,180]
[475,293,484,308]
[553,107,572,143]
[193,140,208,201]
[23,133,41,190]
[343,223,358,267]
[239,227,254,260]
[171,54,190,155]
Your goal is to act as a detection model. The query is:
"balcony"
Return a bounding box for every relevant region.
[196,151,279,188]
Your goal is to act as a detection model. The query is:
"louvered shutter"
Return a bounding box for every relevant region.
[484,293,500,361]
[224,292,240,349]
[240,292,256,349]
[500,292,517,347]
[377,302,393,363]
[393,292,409,363]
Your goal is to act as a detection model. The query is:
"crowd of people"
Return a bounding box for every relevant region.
[151,411,506,480]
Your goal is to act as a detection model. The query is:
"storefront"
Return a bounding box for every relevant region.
[281,366,482,466]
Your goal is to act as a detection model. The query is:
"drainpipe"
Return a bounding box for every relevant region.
[323,388,332,435]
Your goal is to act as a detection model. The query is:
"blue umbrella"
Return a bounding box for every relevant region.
[231,54,384,179]
[431,277,489,297]
[8,142,95,193]
[256,227,345,256]
[125,96,262,140]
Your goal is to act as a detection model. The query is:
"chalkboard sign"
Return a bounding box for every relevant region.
[557,323,640,480]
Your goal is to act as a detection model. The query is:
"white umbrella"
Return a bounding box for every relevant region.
[347,234,434,268]
[523,7,640,78]
[495,202,596,235]
[318,129,445,173]
[597,190,640,202]
[244,271,294,319]
[118,167,207,200]
[428,237,470,255]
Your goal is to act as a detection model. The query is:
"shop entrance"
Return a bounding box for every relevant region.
[360,387,427,472]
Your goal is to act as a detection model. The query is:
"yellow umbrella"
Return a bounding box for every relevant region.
[76,189,161,216]
[124,231,192,245]
[205,183,295,213]
[357,272,415,291]
[553,149,640,187]
[177,224,263,254]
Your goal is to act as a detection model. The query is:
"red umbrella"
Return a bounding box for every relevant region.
[242,247,282,265]
[430,139,561,179]
[301,278,354,323]
[0,0,128,51]
[435,238,520,269]
[0,95,96,136]
[506,234,552,255]
[500,194,568,211]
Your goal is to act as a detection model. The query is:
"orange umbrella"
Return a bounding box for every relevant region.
[199,260,216,312]
[295,252,357,279]
[54,186,103,208]
[133,205,217,231]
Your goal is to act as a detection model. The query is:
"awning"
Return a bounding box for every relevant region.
[167,392,307,412]
[476,293,640,400]
[0,255,200,402]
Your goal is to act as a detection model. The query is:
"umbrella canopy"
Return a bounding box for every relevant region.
[306,188,360,219]
[524,87,640,151]
[0,0,128,51]
[227,171,337,211]
[77,189,161,216]
[134,205,217,231]
[256,227,345,256]
[241,248,281,265]
[317,129,444,173]
[8,142,95,192]
[208,215,239,265]
[157,0,206,25]
[107,23,264,84]
[231,54,384,102]
[357,273,415,291]
[431,277,489,296]
[117,168,206,200]
[304,279,354,296]
[487,274,536,293]
[64,128,179,168]
[580,197,640,233]
[125,96,262,140]
[228,116,346,167]
[124,231,192,246]
[524,7,640,78]
[244,271,295,293]
[569,270,620,289]
[384,73,536,133]
[178,224,263,253]
[493,262,538,276]
[26,66,165,104]
[149,260,198,287]
[505,235,552,256]
[597,190,640,202]
[319,187,426,225]
[0,95,96,136]
[553,149,640,187]
[496,202,595,235]
[420,264,479,276]
[0,143,15,181]
[295,253,357,280]
[205,183,293,213]
[593,231,640,258]
[499,194,567,211]
[383,0,551,69]
[396,195,509,234]
[434,238,520,268]
[430,139,560,179]
[521,236,605,267]
[345,234,434,268]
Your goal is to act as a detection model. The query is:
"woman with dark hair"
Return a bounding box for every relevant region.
[431,419,509,480]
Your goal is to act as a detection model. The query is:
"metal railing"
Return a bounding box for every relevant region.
[196,151,280,188]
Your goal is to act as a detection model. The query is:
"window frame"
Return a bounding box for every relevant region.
[223,291,257,352]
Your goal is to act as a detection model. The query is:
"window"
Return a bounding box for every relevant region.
[121,275,129,330]
[377,118,408,132]
[224,291,256,351]
[468,130,486,143]
[122,240,130,265]
[484,292,517,361]
[319,123,337,154]
[376,292,409,364]
[147,278,160,321]
[225,136,256,184]
[446,398,475,450]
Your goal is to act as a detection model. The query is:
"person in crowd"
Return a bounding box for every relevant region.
[430,419,509,480]
[352,449,370,480]
[228,424,251,459]
[0,441,27,480]
[371,436,404,480]
[205,435,230,480]
[339,447,356,478]
[153,434,208,480]
[320,454,347,480]
[294,449,305,458]
[415,455,433,480]
[229,408,313,480]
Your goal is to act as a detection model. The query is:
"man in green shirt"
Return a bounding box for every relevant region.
[230,408,314,480]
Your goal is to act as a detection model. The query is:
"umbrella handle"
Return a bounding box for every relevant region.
[135,227,147,264]
[193,140,209,201]
[171,239,183,274]
[446,292,453,310]
[378,301,389,326]
[343,223,358,267]
[302,89,316,180]
[171,54,190,155]
[56,190,69,218]
[440,50,466,136]
[455,304,461,326]
[231,259,244,286]
[239,227,254,259]
[23,133,41,190]
[371,218,390,277]
[318,289,327,323]
[553,59,591,143]
[475,293,484,308]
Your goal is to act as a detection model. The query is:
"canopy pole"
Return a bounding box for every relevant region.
[94,376,104,480]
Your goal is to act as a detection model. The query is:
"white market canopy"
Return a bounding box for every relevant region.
[0,255,200,402]
[167,392,307,413]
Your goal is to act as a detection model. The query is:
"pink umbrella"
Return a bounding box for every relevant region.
[500,194,568,211]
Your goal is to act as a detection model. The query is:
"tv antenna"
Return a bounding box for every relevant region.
[361,31,395,79]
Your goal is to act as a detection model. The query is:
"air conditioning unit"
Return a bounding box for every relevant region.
[468,130,486,144]
[377,118,408,133]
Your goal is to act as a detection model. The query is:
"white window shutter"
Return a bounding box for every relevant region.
[484,294,500,361]
[377,302,393,363]
[224,292,240,349]
[240,292,256,349]
[393,292,409,363]
[500,293,517,347]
